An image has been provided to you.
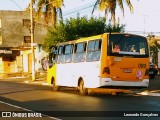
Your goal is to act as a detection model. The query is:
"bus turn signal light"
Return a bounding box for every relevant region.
[103,67,110,74]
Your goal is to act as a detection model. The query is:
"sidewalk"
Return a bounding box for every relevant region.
[23,77,49,86]
[136,75,160,96]
[0,76,49,86]
[0,70,48,85]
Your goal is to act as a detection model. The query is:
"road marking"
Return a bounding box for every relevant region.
[0,100,61,120]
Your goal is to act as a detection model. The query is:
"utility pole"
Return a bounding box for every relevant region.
[30,0,36,81]
[143,15,148,36]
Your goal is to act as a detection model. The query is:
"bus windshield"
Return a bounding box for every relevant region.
[108,34,149,58]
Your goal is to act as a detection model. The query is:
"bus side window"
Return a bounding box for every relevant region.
[86,39,101,61]
[48,47,57,67]
[74,42,86,62]
[64,44,73,63]
[57,46,64,64]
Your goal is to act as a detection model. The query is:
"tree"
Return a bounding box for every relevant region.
[28,0,63,28]
[147,35,160,65]
[64,16,107,40]
[42,21,65,52]
[42,16,125,51]
[92,0,134,26]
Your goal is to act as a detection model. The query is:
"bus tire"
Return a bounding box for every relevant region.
[52,80,60,91]
[79,80,88,95]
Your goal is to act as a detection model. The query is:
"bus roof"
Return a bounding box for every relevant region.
[54,32,146,46]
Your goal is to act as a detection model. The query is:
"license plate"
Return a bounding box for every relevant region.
[123,69,132,73]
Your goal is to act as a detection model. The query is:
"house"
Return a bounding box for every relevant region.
[0,10,48,78]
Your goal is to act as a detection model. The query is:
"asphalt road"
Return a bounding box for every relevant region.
[0,76,160,120]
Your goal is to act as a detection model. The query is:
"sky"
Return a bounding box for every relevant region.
[0,0,160,36]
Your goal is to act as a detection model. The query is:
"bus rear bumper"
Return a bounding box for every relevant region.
[99,78,149,88]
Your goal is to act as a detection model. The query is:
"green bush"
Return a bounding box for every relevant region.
[42,16,125,51]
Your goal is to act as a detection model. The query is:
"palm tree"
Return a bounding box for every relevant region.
[28,0,64,28]
[92,0,134,26]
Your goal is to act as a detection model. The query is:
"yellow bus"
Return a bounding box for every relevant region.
[47,33,149,95]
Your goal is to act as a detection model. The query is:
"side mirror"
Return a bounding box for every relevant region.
[49,60,56,68]
[49,64,53,68]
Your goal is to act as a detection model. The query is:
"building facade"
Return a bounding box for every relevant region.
[0,10,48,77]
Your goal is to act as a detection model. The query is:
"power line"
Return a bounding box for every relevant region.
[63,7,93,19]
[63,1,96,17]
[125,31,160,36]
[10,0,23,10]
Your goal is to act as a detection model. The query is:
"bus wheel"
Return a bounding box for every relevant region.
[79,80,88,95]
[53,80,60,91]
